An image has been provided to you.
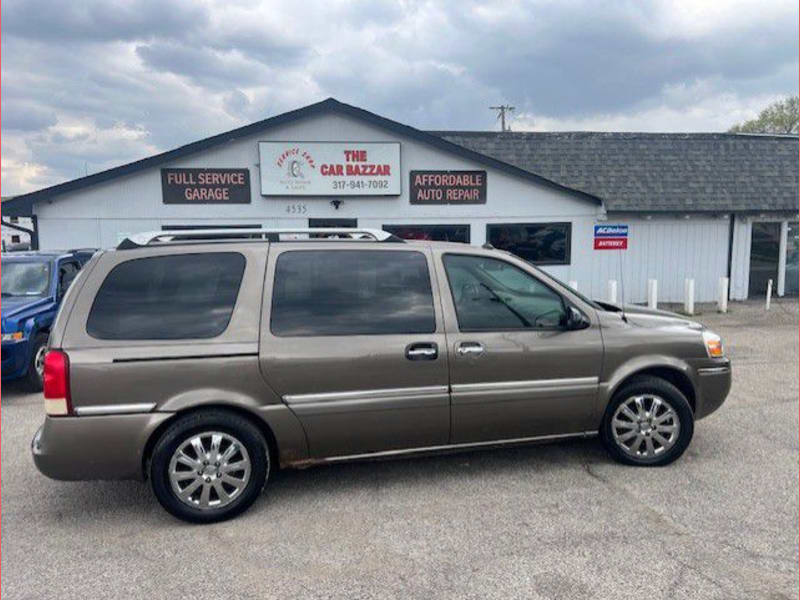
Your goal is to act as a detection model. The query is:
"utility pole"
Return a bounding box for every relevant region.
[490,104,515,131]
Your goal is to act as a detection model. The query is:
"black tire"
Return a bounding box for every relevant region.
[600,375,694,467]
[150,410,270,523]
[23,333,48,393]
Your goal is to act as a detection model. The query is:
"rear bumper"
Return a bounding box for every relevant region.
[32,412,173,481]
[693,359,732,419]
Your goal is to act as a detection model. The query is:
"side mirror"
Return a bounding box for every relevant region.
[566,306,590,330]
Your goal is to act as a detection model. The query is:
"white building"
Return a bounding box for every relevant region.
[0,213,33,251]
[3,98,798,302]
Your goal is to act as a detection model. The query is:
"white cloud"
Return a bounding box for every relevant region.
[1,0,797,195]
[513,89,783,132]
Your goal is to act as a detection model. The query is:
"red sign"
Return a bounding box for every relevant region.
[410,170,487,205]
[594,238,628,250]
[161,168,251,204]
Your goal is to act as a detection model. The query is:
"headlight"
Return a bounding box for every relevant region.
[702,330,724,358]
[1,332,25,342]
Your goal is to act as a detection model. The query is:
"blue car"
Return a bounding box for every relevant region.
[2,250,95,391]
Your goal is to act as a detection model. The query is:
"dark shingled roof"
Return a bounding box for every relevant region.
[431,131,799,213]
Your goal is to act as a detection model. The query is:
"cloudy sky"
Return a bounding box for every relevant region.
[2,0,797,195]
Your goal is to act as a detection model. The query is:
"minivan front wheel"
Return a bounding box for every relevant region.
[150,410,270,523]
[601,376,694,466]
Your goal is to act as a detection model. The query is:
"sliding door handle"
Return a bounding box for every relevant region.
[457,342,485,356]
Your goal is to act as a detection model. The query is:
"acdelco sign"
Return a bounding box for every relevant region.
[258,142,401,196]
[594,224,629,250]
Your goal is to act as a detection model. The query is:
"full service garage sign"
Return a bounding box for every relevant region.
[161,168,251,204]
[258,142,401,196]
[594,224,629,249]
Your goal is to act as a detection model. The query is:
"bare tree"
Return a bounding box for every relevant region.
[729,96,799,135]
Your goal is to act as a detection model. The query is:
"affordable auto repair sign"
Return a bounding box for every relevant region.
[258,142,401,196]
[410,171,487,205]
[594,224,629,249]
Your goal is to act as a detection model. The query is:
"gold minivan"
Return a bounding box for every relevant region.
[32,228,731,522]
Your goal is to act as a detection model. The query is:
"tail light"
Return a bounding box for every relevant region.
[43,350,72,416]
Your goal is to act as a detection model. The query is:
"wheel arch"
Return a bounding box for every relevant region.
[141,404,280,480]
[602,358,697,419]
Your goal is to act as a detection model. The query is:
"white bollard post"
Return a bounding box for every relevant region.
[766,279,773,310]
[608,280,618,304]
[718,277,729,313]
[568,280,578,291]
[684,278,695,315]
[647,279,658,309]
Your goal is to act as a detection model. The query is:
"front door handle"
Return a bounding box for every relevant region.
[457,342,485,356]
[406,342,438,361]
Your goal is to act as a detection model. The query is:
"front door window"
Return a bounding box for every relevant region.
[442,254,568,330]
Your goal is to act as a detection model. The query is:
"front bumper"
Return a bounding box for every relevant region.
[693,358,732,419]
[32,412,173,481]
[2,339,30,380]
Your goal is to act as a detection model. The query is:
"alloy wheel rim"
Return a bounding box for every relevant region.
[611,394,680,459]
[34,345,47,378]
[168,431,251,510]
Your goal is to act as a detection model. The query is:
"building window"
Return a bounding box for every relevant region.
[748,222,781,297]
[383,224,470,244]
[270,250,436,337]
[11,235,20,243]
[161,224,261,230]
[785,222,799,296]
[10,217,19,223]
[308,218,357,228]
[486,222,571,265]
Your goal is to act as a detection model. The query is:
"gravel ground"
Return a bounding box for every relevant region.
[2,300,798,599]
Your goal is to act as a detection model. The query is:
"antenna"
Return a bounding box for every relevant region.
[489,104,515,131]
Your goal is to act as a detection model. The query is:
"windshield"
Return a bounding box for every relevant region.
[527,263,604,310]
[2,261,52,297]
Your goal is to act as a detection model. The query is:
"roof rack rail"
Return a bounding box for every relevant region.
[117,228,404,250]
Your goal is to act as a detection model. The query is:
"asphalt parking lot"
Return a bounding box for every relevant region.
[1,301,798,600]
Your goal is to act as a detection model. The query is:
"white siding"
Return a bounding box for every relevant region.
[562,215,731,303]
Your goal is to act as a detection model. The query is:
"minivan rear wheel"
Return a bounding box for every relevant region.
[150,410,269,523]
[601,376,694,467]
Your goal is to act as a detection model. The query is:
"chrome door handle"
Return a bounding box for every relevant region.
[457,342,485,356]
[406,343,438,361]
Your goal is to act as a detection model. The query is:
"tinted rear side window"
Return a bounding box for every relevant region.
[271,250,435,336]
[87,253,245,340]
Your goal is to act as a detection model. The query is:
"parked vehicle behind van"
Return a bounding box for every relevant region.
[2,249,95,390]
[32,229,731,523]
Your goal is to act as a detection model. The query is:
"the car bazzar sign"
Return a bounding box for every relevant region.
[258,142,401,196]
[409,170,487,205]
[594,224,629,249]
[161,168,251,204]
